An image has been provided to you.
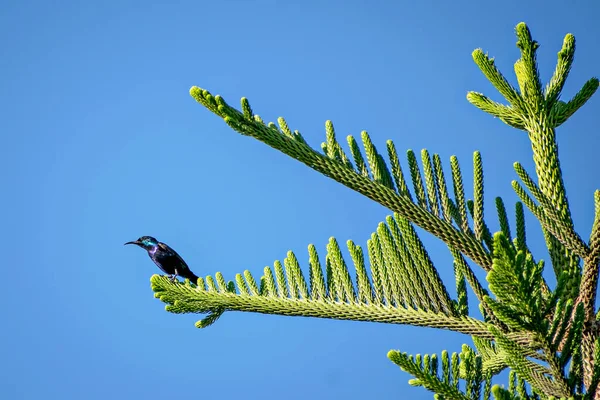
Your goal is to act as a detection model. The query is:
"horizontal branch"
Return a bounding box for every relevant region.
[152,275,532,345]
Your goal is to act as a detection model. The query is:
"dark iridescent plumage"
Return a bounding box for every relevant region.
[125,236,199,283]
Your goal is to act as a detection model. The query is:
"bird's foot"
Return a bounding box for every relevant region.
[169,275,177,282]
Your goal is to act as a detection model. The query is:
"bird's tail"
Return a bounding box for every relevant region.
[182,270,200,285]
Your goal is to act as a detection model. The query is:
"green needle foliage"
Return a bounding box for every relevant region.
[151,22,600,399]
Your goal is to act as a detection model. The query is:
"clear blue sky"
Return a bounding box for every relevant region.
[2,1,599,399]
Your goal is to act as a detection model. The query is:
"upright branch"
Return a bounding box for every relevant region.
[468,22,599,390]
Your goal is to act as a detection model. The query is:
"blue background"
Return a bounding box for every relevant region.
[2,1,599,399]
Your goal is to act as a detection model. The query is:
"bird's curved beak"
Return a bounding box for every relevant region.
[124,240,141,246]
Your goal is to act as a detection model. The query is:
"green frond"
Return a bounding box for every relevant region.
[408,149,429,209]
[455,267,469,317]
[452,352,461,388]
[347,135,369,178]
[386,140,411,199]
[195,308,224,328]
[347,240,375,305]
[377,221,412,308]
[515,202,527,253]
[326,238,357,303]
[277,117,294,140]
[470,50,525,112]
[472,155,484,228]
[422,149,441,218]
[465,92,525,130]
[489,326,569,397]
[495,198,512,241]
[513,162,588,258]
[370,228,395,306]
[284,251,309,299]
[308,244,326,300]
[512,180,585,279]
[204,275,216,291]
[453,250,489,309]
[552,78,599,127]
[151,219,535,348]
[514,22,543,108]
[262,266,276,297]
[433,154,452,222]
[362,130,395,190]
[461,344,485,399]
[390,345,498,399]
[388,351,470,400]
[274,260,288,298]
[324,121,353,169]
[154,273,531,340]
[544,33,575,108]
[395,216,455,314]
[473,337,509,377]
[450,155,472,235]
[240,97,253,119]
[441,350,452,385]
[486,232,546,331]
[473,151,494,250]
[243,270,260,295]
[484,296,528,331]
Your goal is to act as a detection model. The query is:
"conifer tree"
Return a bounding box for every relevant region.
[151,23,600,399]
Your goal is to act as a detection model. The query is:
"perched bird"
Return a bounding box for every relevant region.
[125,236,199,283]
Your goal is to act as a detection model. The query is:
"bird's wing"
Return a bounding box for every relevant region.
[158,242,190,270]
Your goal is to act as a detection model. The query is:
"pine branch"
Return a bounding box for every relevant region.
[489,326,570,397]
[515,202,527,253]
[190,88,492,270]
[434,153,453,223]
[473,152,493,250]
[422,149,441,218]
[465,93,525,130]
[513,162,589,258]
[514,23,544,110]
[450,155,472,235]
[544,33,575,109]
[154,273,537,343]
[468,50,526,115]
[485,232,547,332]
[388,351,470,400]
[495,198,511,245]
[552,78,599,127]
[468,22,593,306]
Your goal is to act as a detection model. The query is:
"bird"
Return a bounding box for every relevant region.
[125,236,199,283]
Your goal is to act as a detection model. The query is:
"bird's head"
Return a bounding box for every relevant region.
[125,236,159,250]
